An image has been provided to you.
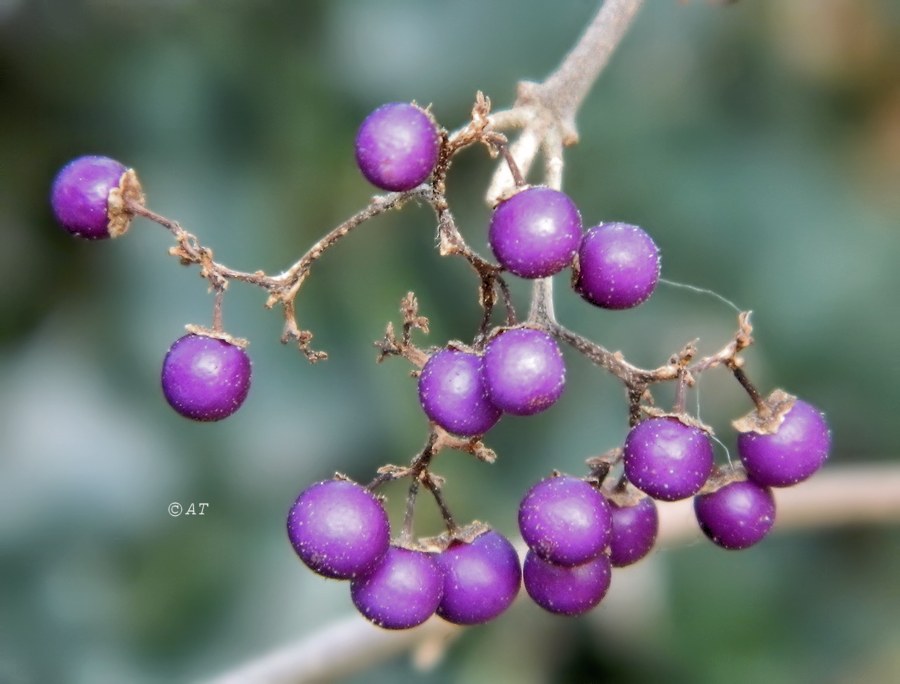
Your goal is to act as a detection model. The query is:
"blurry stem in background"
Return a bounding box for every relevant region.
[206,465,900,684]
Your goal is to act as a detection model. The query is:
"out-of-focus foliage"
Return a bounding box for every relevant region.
[1,1,898,682]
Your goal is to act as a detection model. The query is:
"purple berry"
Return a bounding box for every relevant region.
[434,530,521,625]
[737,399,830,487]
[523,550,612,616]
[51,155,129,239]
[608,495,659,567]
[418,349,502,437]
[354,102,440,191]
[351,546,443,629]
[518,475,611,567]
[573,222,660,309]
[482,328,566,416]
[488,186,582,278]
[623,417,714,501]
[161,333,252,422]
[286,480,391,580]
[694,478,776,550]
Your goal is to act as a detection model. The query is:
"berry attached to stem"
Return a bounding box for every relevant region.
[50,155,143,239]
[418,348,502,437]
[518,475,612,567]
[623,416,714,501]
[482,328,566,416]
[694,476,776,550]
[161,333,252,422]
[350,546,443,629]
[737,399,830,487]
[287,479,391,580]
[434,529,521,625]
[354,102,440,191]
[488,186,582,279]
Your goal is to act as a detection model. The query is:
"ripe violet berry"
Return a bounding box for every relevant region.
[574,222,660,309]
[694,477,776,550]
[286,480,390,580]
[488,186,583,278]
[351,546,443,629]
[354,102,440,191]
[161,333,252,422]
[608,495,659,567]
[737,399,830,487]
[624,416,714,501]
[523,549,612,616]
[418,348,502,437]
[435,530,521,625]
[51,155,140,239]
[518,475,612,567]
[482,328,566,416]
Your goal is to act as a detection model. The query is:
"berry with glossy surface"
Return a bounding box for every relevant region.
[608,495,659,567]
[482,328,566,416]
[523,550,612,616]
[50,155,127,239]
[418,348,501,436]
[488,186,582,278]
[161,333,252,421]
[354,102,440,191]
[573,222,660,309]
[518,475,611,567]
[694,478,776,550]
[434,530,521,625]
[287,480,390,580]
[351,546,443,629]
[623,417,714,501]
[738,399,830,487]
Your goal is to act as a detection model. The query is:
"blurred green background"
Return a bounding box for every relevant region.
[1,0,899,682]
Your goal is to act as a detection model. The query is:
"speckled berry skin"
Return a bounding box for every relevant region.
[351,546,443,629]
[738,400,830,487]
[608,495,659,567]
[354,102,440,191]
[488,186,582,278]
[694,478,776,550]
[434,530,521,625]
[574,222,660,309]
[518,475,611,567]
[482,328,566,416]
[161,334,252,422]
[50,155,127,239]
[286,480,391,580]
[624,417,714,501]
[418,349,502,437]
[523,550,612,616]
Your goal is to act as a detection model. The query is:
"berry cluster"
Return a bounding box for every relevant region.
[51,94,830,629]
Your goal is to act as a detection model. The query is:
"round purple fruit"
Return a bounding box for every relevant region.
[351,546,443,629]
[573,222,660,309]
[355,102,440,191]
[418,348,501,437]
[523,549,612,616]
[161,333,252,422]
[608,495,659,567]
[434,530,521,625]
[694,477,776,550]
[518,475,611,567]
[737,399,830,487]
[51,155,135,239]
[488,186,582,278]
[287,479,390,580]
[482,328,566,416]
[623,417,714,501]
